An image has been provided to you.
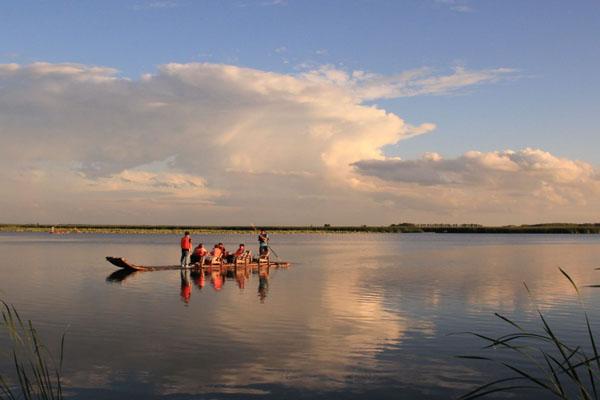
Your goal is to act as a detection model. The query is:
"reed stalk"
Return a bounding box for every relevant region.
[457,268,600,399]
[0,301,64,400]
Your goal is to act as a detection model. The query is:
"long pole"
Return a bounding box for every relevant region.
[268,245,279,259]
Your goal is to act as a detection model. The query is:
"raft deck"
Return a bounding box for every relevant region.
[106,256,290,272]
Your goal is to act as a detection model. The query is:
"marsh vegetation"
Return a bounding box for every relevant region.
[2,223,600,234]
[0,301,64,400]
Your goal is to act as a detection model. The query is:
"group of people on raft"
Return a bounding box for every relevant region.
[179,229,270,268]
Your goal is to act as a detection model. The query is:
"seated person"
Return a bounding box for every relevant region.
[207,244,223,264]
[232,244,250,263]
[234,244,246,257]
[218,242,233,263]
[190,243,208,265]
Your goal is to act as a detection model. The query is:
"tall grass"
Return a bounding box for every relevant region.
[458,268,600,399]
[0,301,64,400]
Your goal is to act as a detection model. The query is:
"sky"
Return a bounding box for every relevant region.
[0,0,599,225]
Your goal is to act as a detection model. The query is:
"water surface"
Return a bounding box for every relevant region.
[1,232,600,399]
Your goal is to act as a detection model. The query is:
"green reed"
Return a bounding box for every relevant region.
[0,301,64,400]
[457,268,600,399]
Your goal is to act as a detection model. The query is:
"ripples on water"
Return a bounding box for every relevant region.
[1,232,600,399]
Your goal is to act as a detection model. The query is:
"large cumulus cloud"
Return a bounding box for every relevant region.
[0,62,415,179]
[0,61,425,223]
[3,61,594,224]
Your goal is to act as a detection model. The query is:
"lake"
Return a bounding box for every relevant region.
[1,232,600,399]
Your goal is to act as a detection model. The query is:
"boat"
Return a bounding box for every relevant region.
[106,256,290,272]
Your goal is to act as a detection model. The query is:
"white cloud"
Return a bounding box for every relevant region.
[0,62,423,180]
[301,65,515,100]
[352,148,597,187]
[434,0,473,13]
[260,0,287,6]
[90,169,218,197]
[1,61,576,225]
[352,148,600,222]
[132,0,181,11]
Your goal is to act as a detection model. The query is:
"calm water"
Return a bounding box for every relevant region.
[2,232,600,399]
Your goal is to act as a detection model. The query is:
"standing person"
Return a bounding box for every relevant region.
[180,231,192,268]
[258,229,269,256]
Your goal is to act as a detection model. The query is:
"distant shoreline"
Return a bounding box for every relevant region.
[1,223,600,234]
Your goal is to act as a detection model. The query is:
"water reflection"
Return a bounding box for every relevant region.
[191,270,205,289]
[211,269,224,291]
[3,233,600,399]
[105,269,138,283]
[106,264,282,304]
[258,267,269,302]
[180,269,192,304]
[234,265,249,289]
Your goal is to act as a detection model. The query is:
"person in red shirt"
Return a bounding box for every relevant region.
[231,243,250,264]
[191,243,208,265]
[234,244,246,257]
[226,243,244,263]
[180,231,192,268]
[218,243,228,258]
[207,244,223,264]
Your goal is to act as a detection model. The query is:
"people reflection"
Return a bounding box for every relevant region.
[258,266,269,302]
[211,269,224,291]
[235,266,247,289]
[192,270,205,289]
[180,268,192,304]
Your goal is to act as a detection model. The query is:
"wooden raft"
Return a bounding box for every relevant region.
[106,256,290,272]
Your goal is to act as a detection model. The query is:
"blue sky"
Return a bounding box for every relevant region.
[1,0,599,224]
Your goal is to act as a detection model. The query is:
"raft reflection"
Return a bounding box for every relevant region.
[105,263,283,303]
[185,264,275,302]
